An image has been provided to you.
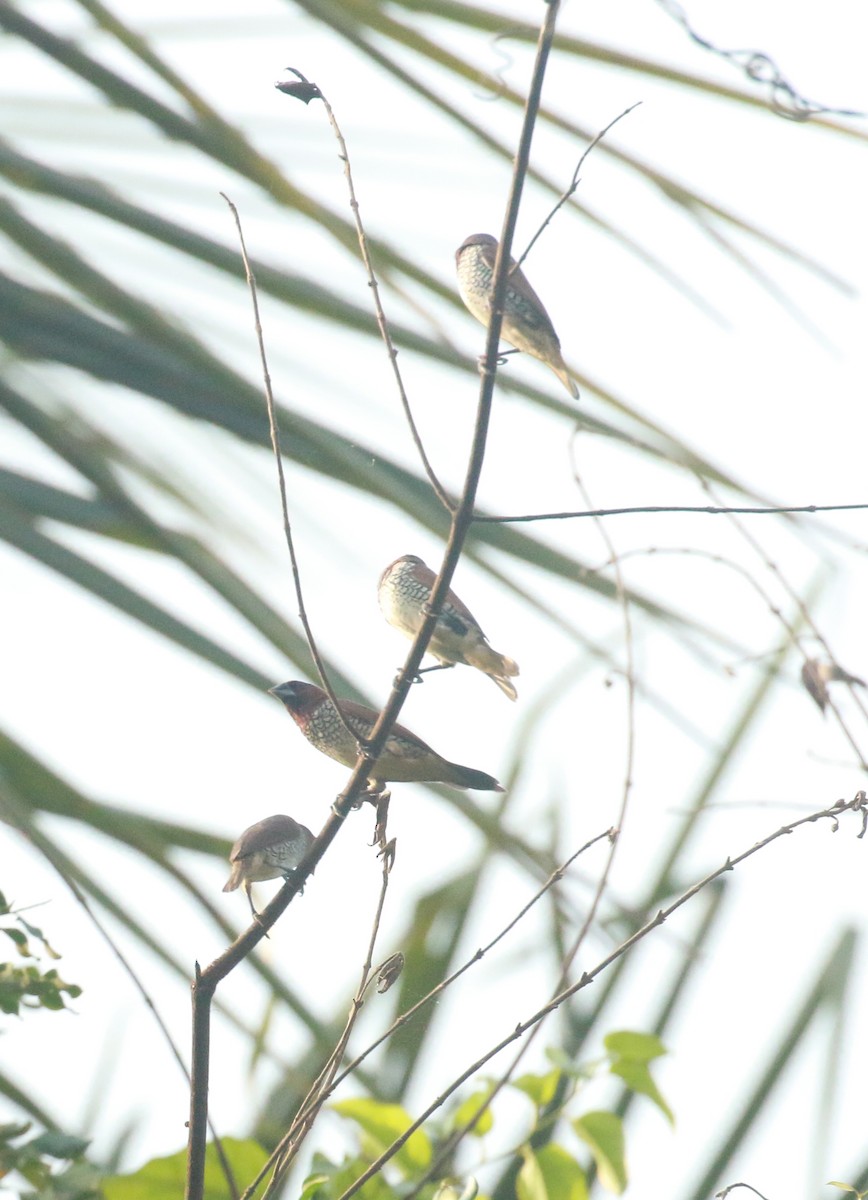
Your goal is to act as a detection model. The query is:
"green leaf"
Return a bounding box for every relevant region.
[299,1172,333,1200]
[572,1112,627,1194]
[432,1179,479,1200]
[305,1151,396,1200]
[517,1146,589,1200]
[101,1138,267,1199]
[332,1098,432,1175]
[605,1031,673,1124]
[513,1069,563,1109]
[29,1130,90,1159]
[16,917,61,960]
[517,1148,547,1200]
[603,1031,667,1063]
[451,1089,494,1137]
[609,1060,673,1125]
[1,926,30,956]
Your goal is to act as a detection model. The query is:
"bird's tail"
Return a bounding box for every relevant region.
[441,761,505,792]
[466,644,520,701]
[831,666,866,687]
[553,360,579,399]
[222,864,243,893]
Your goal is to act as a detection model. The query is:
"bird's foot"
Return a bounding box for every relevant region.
[372,789,392,852]
[251,910,270,938]
[396,668,425,687]
[475,351,511,374]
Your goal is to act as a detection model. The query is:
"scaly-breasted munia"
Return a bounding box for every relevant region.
[455,232,578,398]
[800,658,866,714]
[223,813,315,917]
[269,680,504,792]
[378,554,519,701]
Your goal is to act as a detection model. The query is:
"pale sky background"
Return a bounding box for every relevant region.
[1,1,867,1197]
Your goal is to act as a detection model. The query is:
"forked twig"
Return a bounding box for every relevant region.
[514,102,642,272]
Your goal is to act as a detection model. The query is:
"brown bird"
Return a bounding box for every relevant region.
[223,814,315,917]
[269,680,504,792]
[801,658,866,714]
[378,554,519,700]
[455,232,578,398]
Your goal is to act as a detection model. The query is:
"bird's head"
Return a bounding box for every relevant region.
[268,680,325,725]
[379,553,425,586]
[455,232,496,263]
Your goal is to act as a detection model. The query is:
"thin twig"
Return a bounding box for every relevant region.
[334,792,868,1200]
[294,75,452,511]
[220,192,359,747]
[257,844,396,1199]
[335,832,603,1089]
[514,102,642,272]
[715,1183,773,1200]
[473,501,868,523]
[699,478,868,766]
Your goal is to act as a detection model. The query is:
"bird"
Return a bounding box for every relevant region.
[800,658,865,714]
[455,232,578,398]
[378,554,519,700]
[269,680,504,792]
[223,814,314,918]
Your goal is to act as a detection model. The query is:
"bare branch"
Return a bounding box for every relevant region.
[474,501,868,523]
[335,793,868,1200]
[255,841,396,1198]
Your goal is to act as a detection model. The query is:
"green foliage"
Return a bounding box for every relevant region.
[301,1150,396,1200]
[315,1037,666,1199]
[517,1145,589,1200]
[513,1068,565,1110]
[331,1098,432,1174]
[604,1030,673,1124]
[0,890,82,1015]
[101,1138,268,1199]
[572,1112,627,1194]
[0,897,96,1195]
[0,1120,99,1199]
